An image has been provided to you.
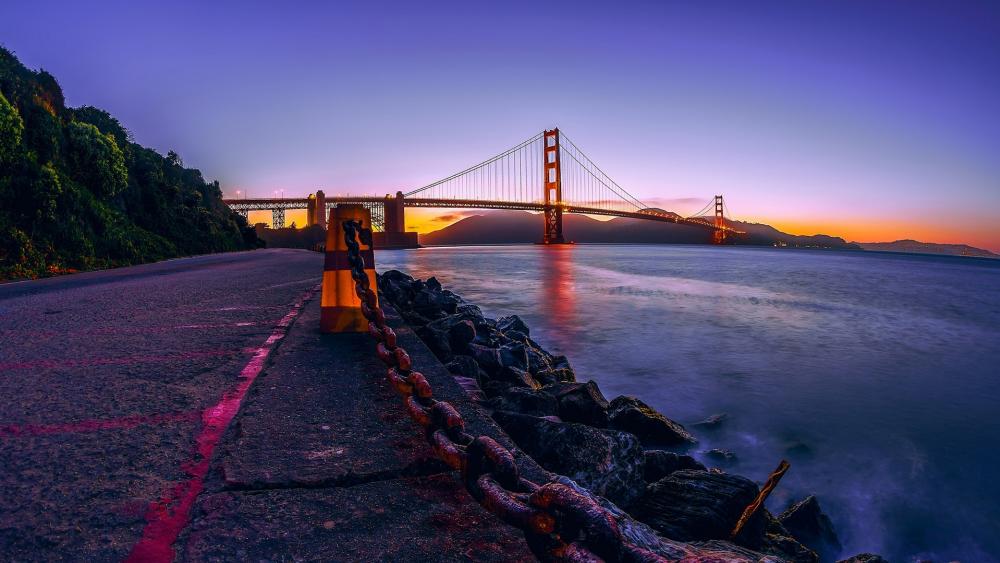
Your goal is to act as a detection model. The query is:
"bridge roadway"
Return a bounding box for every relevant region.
[0,249,542,561]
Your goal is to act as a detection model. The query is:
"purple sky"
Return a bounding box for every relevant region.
[3,1,999,249]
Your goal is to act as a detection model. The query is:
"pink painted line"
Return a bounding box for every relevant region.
[0,350,240,372]
[0,411,200,438]
[126,285,319,563]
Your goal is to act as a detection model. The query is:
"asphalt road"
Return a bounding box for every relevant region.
[0,249,323,560]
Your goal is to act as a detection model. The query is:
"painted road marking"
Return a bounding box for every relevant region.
[125,284,319,562]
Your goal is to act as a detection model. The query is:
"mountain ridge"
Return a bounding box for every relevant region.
[418,211,858,249]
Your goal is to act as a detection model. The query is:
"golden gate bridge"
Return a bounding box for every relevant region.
[223,128,745,246]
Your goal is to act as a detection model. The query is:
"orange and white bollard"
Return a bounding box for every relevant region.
[320,204,378,333]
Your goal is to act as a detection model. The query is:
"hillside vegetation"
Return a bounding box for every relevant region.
[0,47,258,280]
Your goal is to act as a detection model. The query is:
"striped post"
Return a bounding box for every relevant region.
[320,205,377,333]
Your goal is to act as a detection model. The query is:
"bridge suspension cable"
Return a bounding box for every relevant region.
[403,129,657,216]
[557,132,649,214]
[403,132,545,203]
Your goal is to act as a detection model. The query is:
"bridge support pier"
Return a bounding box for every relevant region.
[542,128,566,244]
[306,194,317,226]
[272,208,285,229]
[315,190,327,230]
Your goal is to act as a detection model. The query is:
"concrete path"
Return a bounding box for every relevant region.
[176,293,542,562]
[0,249,540,561]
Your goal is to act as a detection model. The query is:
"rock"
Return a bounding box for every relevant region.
[497,314,530,336]
[504,329,530,343]
[494,366,540,389]
[466,343,502,376]
[525,346,551,373]
[549,354,573,372]
[451,376,486,403]
[481,379,516,398]
[704,448,738,467]
[446,319,476,352]
[608,396,696,447]
[779,496,843,561]
[542,381,610,427]
[455,303,484,319]
[491,411,645,507]
[535,477,779,561]
[415,325,452,361]
[763,533,819,562]
[693,413,729,430]
[532,367,576,385]
[498,341,529,371]
[425,276,442,291]
[399,309,431,327]
[761,511,818,562]
[631,470,763,546]
[836,555,888,563]
[488,387,558,417]
[644,450,706,483]
[445,355,484,381]
[412,288,447,318]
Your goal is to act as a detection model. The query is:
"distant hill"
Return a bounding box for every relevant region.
[0,47,259,280]
[419,211,860,249]
[856,240,998,258]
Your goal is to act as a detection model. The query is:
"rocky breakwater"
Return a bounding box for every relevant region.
[377,270,884,563]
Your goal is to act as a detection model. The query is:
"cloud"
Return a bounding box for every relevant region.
[431,210,484,222]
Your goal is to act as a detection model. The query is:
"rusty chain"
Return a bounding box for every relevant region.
[342,219,666,563]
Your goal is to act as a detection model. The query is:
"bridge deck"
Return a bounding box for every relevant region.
[223,197,746,235]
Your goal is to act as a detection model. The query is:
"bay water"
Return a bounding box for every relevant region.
[377,245,1000,562]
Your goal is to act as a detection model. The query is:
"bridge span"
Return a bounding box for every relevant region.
[223,128,745,246]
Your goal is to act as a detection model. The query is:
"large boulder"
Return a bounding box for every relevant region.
[415,324,452,361]
[466,343,502,376]
[497,314,530,336]
[533,367,576,386]
[760,511,819,562]
[525,346,552,374]
[491,411,645,508]
[498,341,529,371]
[608,396,696,447]
[778,496,842,561]
[644,450,706,483]
[446,319,476,352]
[542,381,610,427]
[534,477,779,562]
[488,387,558,417]
[445,355,485,381]
[631,470,763,546]
[493,365,540,389]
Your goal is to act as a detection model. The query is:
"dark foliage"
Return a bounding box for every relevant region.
[0,47,260,280]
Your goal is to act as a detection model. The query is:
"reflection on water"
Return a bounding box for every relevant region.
[376,245,1000,562]
[540,246,576,351]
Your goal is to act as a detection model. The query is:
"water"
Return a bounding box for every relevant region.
[376,244,1000,562]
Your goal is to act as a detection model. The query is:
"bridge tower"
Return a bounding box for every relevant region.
[713,195,726,244]
[384,191,405,234]
[542,128,565,244]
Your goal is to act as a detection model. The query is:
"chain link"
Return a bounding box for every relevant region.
[342,220,668,562]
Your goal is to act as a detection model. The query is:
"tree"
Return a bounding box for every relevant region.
[65,121,127,199]
[0,92,23,164]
